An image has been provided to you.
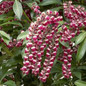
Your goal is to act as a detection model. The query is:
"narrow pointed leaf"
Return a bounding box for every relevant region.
[39,0,62,6]
[75,32,86,45]
[0,30,11,40]
[76,38,86,61]
[13,0,23,20]
[0,21,23,27]
[75,80,86,86]
[17,31,29,40]
[73,72,81,80]
[4,80,16,86]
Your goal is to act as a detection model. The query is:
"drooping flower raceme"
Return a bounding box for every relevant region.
[21,10,63,82]
[21,1,86,82]
[63,1,86,30]
[58,0,86,79]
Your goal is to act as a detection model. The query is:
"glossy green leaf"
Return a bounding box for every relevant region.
[75,32,86,45]
[39,0,62,6]
[17,31,29,40]
[75,80,86,86]
[0,30,11,40]
[4,80,16,86]
[59,41,69,47]
[0,21,23,27]
[73,72,81,80]
[76,38,86,62]
[13,0,23,20]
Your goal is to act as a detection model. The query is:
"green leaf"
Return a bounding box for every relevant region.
[2,36,10,45]
[13,0,23,20]
[76,38,86,62]
[75,80,86,86]
[36,0,40,3]
[25,2,33,8]
[75,32,86,45]
[39,0,62,6]
[23,39,28,45]
[25,2,37,8]
[0,21,23,27]
[4,17,14,22]
[50,7,62,11]
[6,57,22,68]
[58,21,65,25]
[4,80,16,86]
[78,66,86,70]
[73,72,81,80]
[52,78,67,85]
[17,31,29,40]
[59,41,69,48]
[0,14,7,20]
[0,30,11,40]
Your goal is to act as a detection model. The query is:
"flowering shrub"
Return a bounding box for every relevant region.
[0,0,86,86]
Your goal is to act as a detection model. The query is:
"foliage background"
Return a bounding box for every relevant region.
[0,0,86,86]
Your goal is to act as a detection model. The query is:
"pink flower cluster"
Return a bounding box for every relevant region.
[57,1,86,79]
[58,41,78,78]
[21,10,62,82]
[0,38,23,48]
[60,25,75,42]
[0,1,14,15]
[58,25,76,78]
[63,1,86,29]
[31,3,41,15]
[21,1,86,82]
[62,47,72,78]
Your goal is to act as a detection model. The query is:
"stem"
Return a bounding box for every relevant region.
[69,79,74,86]
[39,81,43,86]
[23,10,31,23]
